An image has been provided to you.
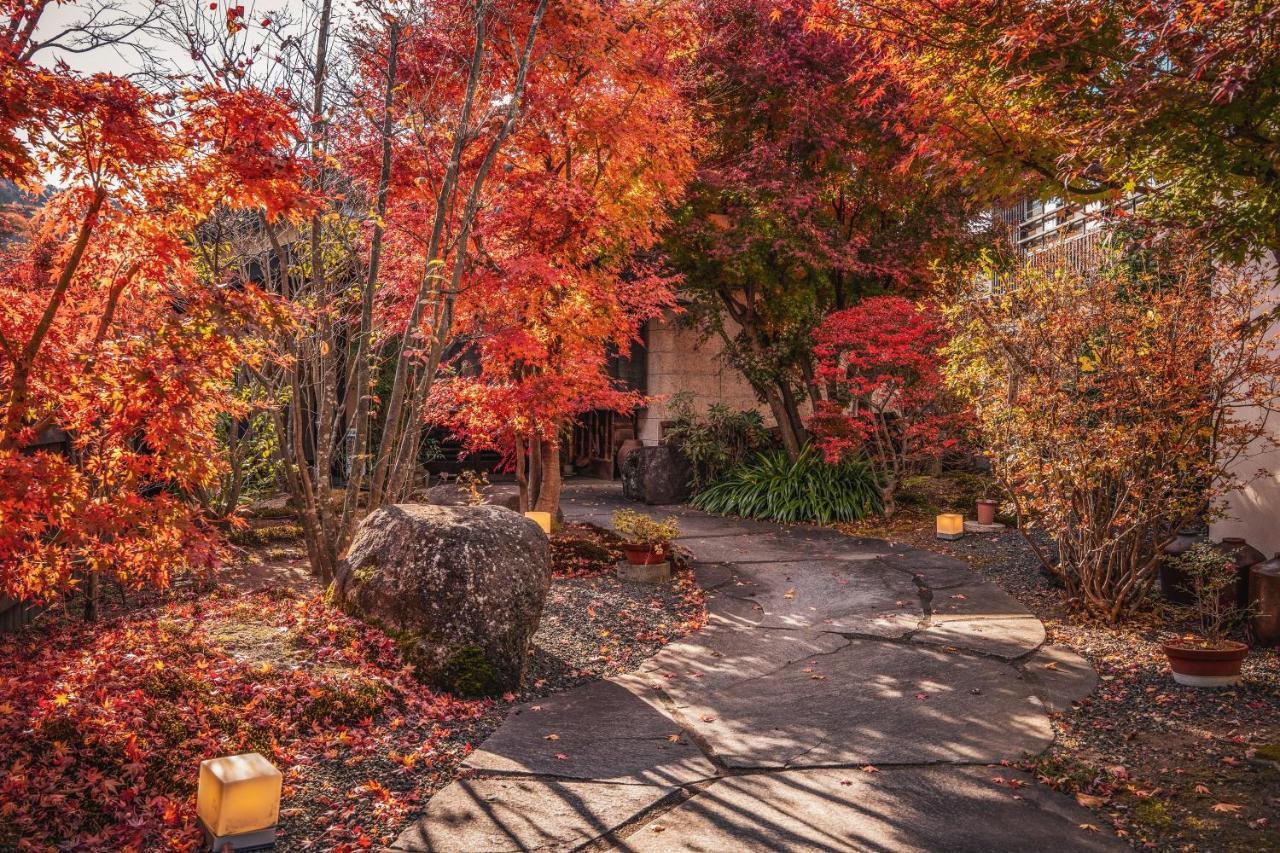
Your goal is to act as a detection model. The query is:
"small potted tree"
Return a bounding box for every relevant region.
[1162,543,1251,687]
[611,509,679,581]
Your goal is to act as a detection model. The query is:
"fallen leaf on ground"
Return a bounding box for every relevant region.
[1212,803,1243,814]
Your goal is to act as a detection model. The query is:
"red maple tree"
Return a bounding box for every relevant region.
[810,296,968,515]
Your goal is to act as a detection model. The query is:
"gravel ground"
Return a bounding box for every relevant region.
[844,512,1280,852]
[525,523,707,698]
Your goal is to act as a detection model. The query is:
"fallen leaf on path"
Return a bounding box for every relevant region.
[1211,803,1243,814]
[860,765,879,773]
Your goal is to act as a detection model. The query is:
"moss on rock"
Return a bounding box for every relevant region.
[431,645,504,697]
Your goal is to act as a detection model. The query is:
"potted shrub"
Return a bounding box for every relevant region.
[1161,543,1251,688]
[611,509,679,565]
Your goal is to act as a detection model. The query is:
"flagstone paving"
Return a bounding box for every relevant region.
[394,482,1121,852]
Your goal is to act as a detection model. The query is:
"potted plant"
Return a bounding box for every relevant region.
[1161,543,1251,688]
[611,509,679,565]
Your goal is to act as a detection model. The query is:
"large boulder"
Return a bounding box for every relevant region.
[334,504,550,696]
[621,445,691,505]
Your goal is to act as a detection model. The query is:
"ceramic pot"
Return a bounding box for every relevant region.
[1218,537,1264,608]
[975,499,998,526]
[620,543,665,565]
[1250,554,1280,647]
[1161,640,1248,688]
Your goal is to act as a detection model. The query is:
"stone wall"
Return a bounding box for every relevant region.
[637,312,771,445]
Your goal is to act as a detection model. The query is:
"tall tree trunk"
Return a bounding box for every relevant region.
[338,20,400,552]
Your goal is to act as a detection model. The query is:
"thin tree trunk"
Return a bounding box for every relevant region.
[338,20,400,551]
[369,0,492,509]
[515,433,529,512]
[529,433,543,509]
[533,440,561,514]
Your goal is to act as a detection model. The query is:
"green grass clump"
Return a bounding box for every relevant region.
[693,446,880,524]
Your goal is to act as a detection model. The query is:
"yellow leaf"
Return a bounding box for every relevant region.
[53,693,69,707]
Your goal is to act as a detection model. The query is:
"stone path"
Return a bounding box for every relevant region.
[394,483,1122,852]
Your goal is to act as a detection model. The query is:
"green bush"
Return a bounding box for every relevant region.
[662,393,772,490]
[693,446,881,524]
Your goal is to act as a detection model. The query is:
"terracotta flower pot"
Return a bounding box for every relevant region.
[620,543,665,565]
[1162,640,1249,688]
[975,499,998,526]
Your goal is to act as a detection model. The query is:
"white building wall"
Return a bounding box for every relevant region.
[636,313,772,445]
[1212,256,1280,557]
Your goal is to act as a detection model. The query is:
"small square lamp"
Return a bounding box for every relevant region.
[197,752,282,851]
[524,511,552,534]
[936,513,964,541]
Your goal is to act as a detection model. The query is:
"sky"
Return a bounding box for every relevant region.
[31,0,327,79]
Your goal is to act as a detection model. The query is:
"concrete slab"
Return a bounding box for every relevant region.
[392,776,675,852]
[715,559,924,638]
[1021,644,1099,712]
[623,766,1127,852]
[661,639,1053,768]
[912,616,1047,659]
[463,680,716,786]
[877,551,983,590]
[619,623,849,698]
[927,582,1038,621]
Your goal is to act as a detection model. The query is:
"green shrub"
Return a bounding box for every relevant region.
[693,446,880,524]
[662,393,772,490]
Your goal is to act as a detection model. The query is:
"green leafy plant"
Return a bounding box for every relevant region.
[662,393,771,490]
[611,509,680,547]
[693,446,881,524]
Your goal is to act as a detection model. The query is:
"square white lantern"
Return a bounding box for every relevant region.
[197,752,282,851]
[936,513,964,541]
